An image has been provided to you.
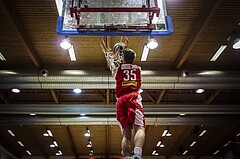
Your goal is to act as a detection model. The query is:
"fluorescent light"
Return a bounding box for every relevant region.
[26,150,32,155]
[53,140,58,147]
[154,152,159,155]
[223,141,231,147]
[213,150,220,155]
[11,88,20,93]
[166,132,172,137]
[141,45,149,61]
[179,113,186,116]
[236,132,240,137]
[47,129,53,137]
[43,129,53,137]
[210,45,227,61]
[84,128,91,137]
[199,129,207,137]
[55,0,63,16]
[183,150,188,155]
[0,52,6,61]
[17,141,24,147]
[152,150,156,155]
[43,132,49,136]
[56,149,62,156]
[162,129,168,136]
[196,88,204,94]
[50,144,55,148]
[73,88,82,94]
[7,130,15,137]
[190,141,197,147]
[87,140,92,148]
[233,40,240,49]
[156,141,161,147]
[68,45,77,61]
[156,140,165,148]
[160,143,165,148]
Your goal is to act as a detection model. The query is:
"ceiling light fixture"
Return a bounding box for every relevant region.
[84,127,91,137]
[26,150,32,155]
[210,45,227,61]
[162,129,168,136]
[146,37,158,49]
[56,149,62,156]
[199,129,207,137]
[7,129,15,137]
[89,148,94,156]
[182,150,188,155]
[17,141,25,147]
[60,37,72,50]
[190,141,197,147]
[162,129,171,137]
[87,139,92,148]
[213,150,220,155]
[68,45,77,61]
[233,40,240,49]
[73,88,82,94]
[141,45,149,61]
[223,141,231,147]
[179,113,186,116]
[152,149,159,156]
[196,88,205,94]
[236,132,240,137]
[53,140,58,147]
[11,88,20,93]
[156,140,165,148]
[0,52,6,61]
[43,128,53,137]
[152,150,157,155]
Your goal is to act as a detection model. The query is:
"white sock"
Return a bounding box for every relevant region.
[134,147,142,157]
[123,156,130,159]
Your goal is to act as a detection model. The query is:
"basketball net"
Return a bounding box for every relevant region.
[100,36,129,70]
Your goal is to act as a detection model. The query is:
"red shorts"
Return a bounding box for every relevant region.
[116,92,145,134]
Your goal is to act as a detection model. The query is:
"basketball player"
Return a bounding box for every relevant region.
[102,40,145,159]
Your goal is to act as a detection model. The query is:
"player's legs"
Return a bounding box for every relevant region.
[121,124,132,158]
[132,125,145,158]
[129,93,145,159]
[134,125,145,148]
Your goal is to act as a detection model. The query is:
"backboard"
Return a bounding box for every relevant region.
[56,0,173,36]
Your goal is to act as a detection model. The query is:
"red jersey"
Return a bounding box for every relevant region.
[115,63,141,98]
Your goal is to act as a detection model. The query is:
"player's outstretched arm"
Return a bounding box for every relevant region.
[100,37,118,77]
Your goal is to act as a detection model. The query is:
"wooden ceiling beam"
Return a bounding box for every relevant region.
[50,90,59,104]
[205,89,222,105]
[105,89,110,105]
[166,126,192,158]
[173,0,223,69]
[145,91,155,103]
[23,126,48,157]
[0,0,43,69]
[156,89,166,104]
[66,126,79,159]
[0,91,10,104]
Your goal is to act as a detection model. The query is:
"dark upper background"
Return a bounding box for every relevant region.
[0,0,240,158]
